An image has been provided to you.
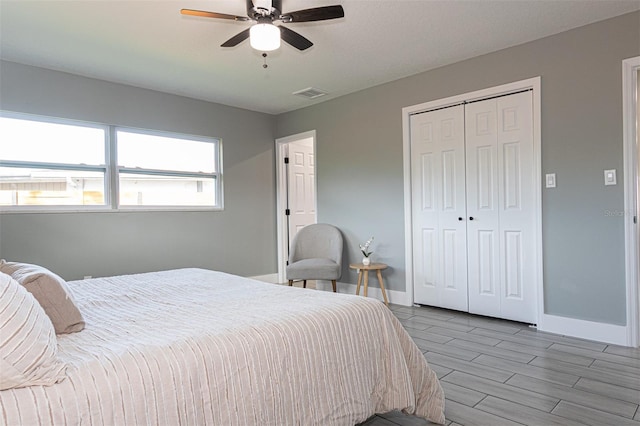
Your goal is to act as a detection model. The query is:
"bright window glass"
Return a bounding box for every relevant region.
[0,117,105,165]
[117,131,216,173]
[0,115,107,208]
[0,167,105,206]
[119,174,217,206]
[116,129,221,208]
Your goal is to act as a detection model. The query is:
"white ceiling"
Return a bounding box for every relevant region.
[1,1,639,115]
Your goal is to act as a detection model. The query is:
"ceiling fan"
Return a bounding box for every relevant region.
[181,0,344,51]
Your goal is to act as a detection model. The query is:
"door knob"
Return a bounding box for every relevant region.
[458,217,464,221]
[469,216,475,221]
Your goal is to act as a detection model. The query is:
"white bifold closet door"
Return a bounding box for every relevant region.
[411,91,536,324]
[411,104,468,312]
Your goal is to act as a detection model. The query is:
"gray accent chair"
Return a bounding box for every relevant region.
[287,223,343,292]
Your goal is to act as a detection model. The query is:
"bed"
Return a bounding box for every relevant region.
[0,267,445,425]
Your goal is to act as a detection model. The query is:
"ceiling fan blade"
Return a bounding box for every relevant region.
[280,5,344,23]
[279,26,313,51]
[221,28,252,47]
[181,9,250,21]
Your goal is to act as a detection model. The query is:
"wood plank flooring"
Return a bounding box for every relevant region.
[359,304,640,426]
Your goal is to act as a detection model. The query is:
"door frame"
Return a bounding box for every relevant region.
[622,56,639,347]
[275,130,317,283]
[402,77,542,324]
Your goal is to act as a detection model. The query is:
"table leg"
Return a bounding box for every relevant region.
[363,271,369,297]
[356,270,362,295]
[376,270,389,306]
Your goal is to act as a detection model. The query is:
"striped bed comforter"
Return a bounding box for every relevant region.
[0,268,445,425]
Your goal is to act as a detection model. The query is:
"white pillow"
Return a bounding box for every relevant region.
[0,260,85,334]
[0,272,67,390]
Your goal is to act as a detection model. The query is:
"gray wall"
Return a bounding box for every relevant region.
[276,12,640,326]
[0,61,277,280]
[1,12,638,326]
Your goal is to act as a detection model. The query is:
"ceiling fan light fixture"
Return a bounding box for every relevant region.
[250,22,280,51]
[181,3,344,51]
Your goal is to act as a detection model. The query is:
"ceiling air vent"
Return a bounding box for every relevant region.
[293,87,327,99]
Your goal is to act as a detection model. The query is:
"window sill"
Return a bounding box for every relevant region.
[0,206,224,214]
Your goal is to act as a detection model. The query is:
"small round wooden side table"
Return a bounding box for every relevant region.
[348,262,389,306]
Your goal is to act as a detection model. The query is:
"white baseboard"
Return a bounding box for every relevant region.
[315,280,412,306]
[249,273,280,284]
[538,313,630,346]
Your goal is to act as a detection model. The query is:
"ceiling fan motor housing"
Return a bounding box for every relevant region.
[248,0,282,20]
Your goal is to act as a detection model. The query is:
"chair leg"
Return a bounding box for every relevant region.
[288,280,293,286]
[331,280,337,293]
[303,280,307,288]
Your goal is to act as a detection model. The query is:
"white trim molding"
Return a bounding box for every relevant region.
[622,56,640,347]
[538,314,629,346]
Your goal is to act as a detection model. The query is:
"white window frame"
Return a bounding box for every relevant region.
[0,111,223,213]
[0,111,111,212]
[114,127,223,211]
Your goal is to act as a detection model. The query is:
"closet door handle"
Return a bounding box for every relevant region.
[458,217,464,221]
[469,216,475,221]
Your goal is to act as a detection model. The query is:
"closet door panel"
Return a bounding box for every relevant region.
[497,91,536,323]
[411,105,468,310]
[411,118,439,305]
[477,230,497,296]
[465,99,502,317]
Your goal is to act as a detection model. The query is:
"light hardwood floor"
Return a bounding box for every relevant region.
[360,303,640,426]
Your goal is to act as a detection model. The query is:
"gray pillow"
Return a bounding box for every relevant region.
[0,260,85,334]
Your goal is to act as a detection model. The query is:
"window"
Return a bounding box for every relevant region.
[116,129,221,207]
[0,115,107,207]
[0,112,223,211]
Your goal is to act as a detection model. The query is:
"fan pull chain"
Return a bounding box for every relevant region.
[262,52,269,69]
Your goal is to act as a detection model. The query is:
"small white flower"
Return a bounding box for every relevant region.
[359,236,374,257]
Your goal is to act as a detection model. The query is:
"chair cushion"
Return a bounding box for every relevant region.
[286,258,341,281]
[289,224,342,265]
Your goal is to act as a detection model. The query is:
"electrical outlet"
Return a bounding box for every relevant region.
[83,275,92,279]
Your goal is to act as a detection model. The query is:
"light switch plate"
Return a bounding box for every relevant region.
[545,173,556,188]
[604,169,617,186]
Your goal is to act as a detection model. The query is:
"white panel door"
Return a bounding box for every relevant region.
[466,91,536,323]
[287,139,316,244]
[496,91,536,323]
[465,99,501,318]
[411,105,468,310]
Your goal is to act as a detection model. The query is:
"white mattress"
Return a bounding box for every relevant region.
[0,268,445,425]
